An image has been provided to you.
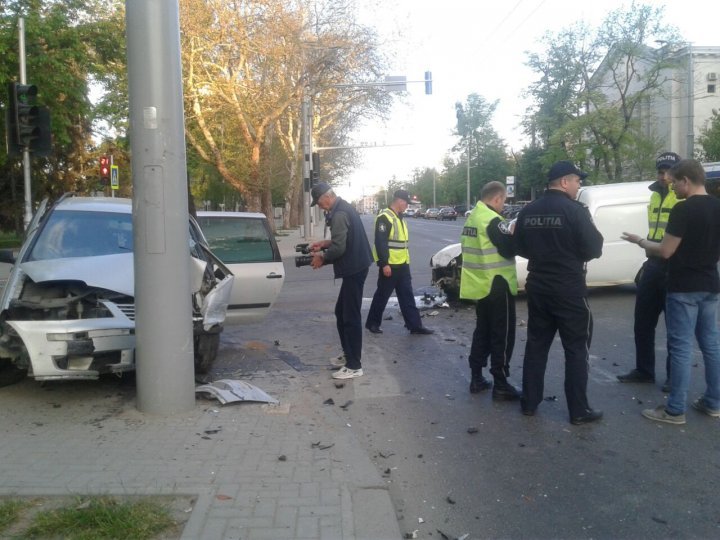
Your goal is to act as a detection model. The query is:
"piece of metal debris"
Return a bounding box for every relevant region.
[323,398,335,405]
[195,379,278,405]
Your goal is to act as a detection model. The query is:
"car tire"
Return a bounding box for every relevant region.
[0,359,28,387]
[194,332,220,374]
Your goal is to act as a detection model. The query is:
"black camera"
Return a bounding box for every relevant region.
[294,243,324,268]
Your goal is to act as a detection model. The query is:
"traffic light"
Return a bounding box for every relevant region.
[11,82,40,147]
[99,155,111,183]
[424,71,432,95]
[6,82,52,156]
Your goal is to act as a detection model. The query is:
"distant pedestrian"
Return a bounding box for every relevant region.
[365,189,433,336]
[460,181,521,400]
[515,161,604,425]
[622,159,720,424]
[617,151,681,392]
[309,183,373,379]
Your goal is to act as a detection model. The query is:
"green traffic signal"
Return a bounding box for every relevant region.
[13,82,40,146]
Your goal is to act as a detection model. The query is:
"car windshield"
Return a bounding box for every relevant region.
[27,210,134,261]
[196,216,274,263]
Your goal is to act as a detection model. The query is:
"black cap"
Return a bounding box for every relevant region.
[310,182,332,207]
[547,160,588,182]
[656,152,681,170]
[393,189,411,203]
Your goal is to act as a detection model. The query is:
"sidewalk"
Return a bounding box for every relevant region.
[0,226,401,540]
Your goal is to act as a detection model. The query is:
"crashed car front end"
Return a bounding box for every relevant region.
[430,243,462,300]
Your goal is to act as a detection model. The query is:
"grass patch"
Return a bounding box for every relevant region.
[0,495,192,540]
[0,232,21,249]
[0,499,29,532]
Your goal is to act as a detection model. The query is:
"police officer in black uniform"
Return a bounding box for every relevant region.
[514,161,604,425]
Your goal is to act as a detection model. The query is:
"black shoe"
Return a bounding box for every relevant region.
[570,409,603,425]
[469,375,492,394]
[616,369,654,383]
[492,381,522,401]
[661,379,671,393]
[410,327,433,335]
[520,398,536,416]
[365,325,383,334]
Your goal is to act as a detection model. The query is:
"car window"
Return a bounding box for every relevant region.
[27,210,133,261]
[197,216,277,263]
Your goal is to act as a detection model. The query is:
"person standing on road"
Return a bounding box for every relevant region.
[622,159,720,424]
[460,181,521,400]
[309,183,373,380]
[515,161,604,425]
[365,189,433,336]
[617,151,681,392]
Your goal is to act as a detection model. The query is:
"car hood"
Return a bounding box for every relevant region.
[430,243,461,267]
[20,253,135,296]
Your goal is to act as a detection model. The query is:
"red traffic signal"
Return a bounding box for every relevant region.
[99,155,110,179]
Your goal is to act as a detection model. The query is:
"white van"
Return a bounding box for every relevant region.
[431,181,652,295]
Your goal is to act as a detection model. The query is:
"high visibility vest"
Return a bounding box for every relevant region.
[647,188,678,241]
[372,208,410,265]
[459,203,517,300]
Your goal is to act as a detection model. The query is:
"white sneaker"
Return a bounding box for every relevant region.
[331,366,363,379]
[330,354,346,367]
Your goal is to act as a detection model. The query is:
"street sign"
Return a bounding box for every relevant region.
[506,176,515,185]
[110,164,119,190]
[507,184,515,198]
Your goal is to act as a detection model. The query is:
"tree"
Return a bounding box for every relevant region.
[699,109,720,161]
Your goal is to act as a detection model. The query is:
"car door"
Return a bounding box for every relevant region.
[195,212,285,323]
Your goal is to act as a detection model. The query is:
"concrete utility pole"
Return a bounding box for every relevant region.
[126,0,196,414]
[17,18,32,229]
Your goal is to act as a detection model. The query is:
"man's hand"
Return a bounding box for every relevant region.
[382,265,392,278]
[310,253,324,269]
[621,232,642,245]
[309,240,331,252]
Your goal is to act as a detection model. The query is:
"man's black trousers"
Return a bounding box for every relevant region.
[365,264,423,331]
[336,267,368,370]
[634,258,670,380]
[522,291,593,418]
[468,276,515,378]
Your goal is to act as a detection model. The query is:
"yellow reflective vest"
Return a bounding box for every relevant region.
[372,208,410,265]
[647,187,679,241]
[460,203,517,300]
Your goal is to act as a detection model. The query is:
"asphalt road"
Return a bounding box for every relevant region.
[266,215,720,539]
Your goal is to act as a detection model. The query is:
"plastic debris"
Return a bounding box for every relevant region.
[404,531,419,539]
[195,379,278,405]
[323,398,335,405]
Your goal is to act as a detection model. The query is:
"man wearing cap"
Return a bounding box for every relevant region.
[365,190,433,335]
[617,151,681,390]
[309,183,373,380]
[514,160,604,425]
[461,181,521,400]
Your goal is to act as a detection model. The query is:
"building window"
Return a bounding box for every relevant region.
[709,84,717,93]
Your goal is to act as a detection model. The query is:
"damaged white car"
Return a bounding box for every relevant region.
[0,194,234,385]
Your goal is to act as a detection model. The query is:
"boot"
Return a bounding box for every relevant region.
[492,376,522,401]
[469,371,492,394]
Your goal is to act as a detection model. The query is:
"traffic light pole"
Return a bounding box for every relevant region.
[18,18,32,229]
[126,0,195,414]
[301,93,313,239]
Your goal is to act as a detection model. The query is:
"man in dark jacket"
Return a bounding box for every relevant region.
[514,161,604,425]
[309,183,373,379]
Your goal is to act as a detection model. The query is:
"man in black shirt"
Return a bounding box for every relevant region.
[309,183,373,380]
[515,161,604,425]
[623,159,720,424]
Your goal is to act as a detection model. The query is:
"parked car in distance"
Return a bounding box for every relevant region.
[0,195,234,385]
[414,208,426,218]
[438,207,458,221]
[195,211,284,323]
[431,181,652,298]
[424,208,441,219]
[453,204,468,215]
[404,208,417,218]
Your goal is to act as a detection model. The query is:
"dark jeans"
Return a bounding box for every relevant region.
[522,292,593,418]
[336,267,369,370]
[365,264,423,331]
[468,277,515,378]
[634,258,670,380]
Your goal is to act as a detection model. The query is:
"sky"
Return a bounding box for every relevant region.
[335,0,717,201]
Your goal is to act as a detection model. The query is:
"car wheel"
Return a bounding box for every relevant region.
[194,332,220,374]
[0,359,28,387]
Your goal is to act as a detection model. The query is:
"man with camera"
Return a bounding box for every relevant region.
[365,189,433,336]
[308,183,373,380]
